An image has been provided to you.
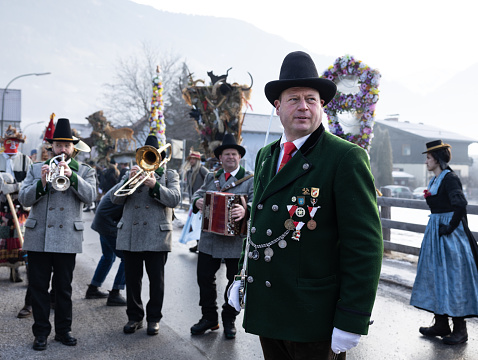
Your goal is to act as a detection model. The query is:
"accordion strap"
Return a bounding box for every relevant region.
[220,174,253,192]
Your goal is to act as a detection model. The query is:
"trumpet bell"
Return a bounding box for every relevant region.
[136,145,161,172]
[52,175,70,191]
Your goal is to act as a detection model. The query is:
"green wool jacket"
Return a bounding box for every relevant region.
[240,124,383,342]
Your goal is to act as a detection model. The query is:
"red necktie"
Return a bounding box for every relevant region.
[278,142,296,172]
[225,172,231,181]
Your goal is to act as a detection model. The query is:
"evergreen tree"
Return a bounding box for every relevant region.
[370,125,393,188]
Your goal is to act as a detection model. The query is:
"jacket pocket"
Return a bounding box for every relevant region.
[117,221,123,229]
[74,221,84,231]
[25,218,37,229]
[159,223,173,231]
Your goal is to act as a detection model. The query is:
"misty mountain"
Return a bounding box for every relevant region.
[1,0,477,147]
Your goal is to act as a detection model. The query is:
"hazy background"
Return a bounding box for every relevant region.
[1,0,477,153]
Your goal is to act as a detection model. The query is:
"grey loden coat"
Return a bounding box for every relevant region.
[192,166,254,259]
[19,158,97,253]
[110,167,180,252]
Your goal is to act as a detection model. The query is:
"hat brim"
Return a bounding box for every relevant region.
[46,138,79,145]
[214,144,246,159]
[264,78,337,106]
[422,144,451,154]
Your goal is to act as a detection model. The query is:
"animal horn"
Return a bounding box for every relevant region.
[241,72,254,91]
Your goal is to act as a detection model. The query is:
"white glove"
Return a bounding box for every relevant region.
[331,327,361,354]
[227,280,242,312]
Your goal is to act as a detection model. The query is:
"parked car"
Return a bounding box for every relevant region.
[381,185,413,199]
[413,186,428,199]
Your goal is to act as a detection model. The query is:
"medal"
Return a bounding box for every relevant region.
[284,219,295,230]
[278,239,287,248]
[297,196,305,206]
[291,222,305,241]
[302,188,310,195]
[295,207,306,217]
[307,206,320,230]
[291,196,297,202]
[307,219,317,230]
[264,247,274,257]
[311,187,319,198]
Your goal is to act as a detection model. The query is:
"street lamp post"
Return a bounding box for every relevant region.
[1,72,51,137]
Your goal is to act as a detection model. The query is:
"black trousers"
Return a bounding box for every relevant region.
[197,251,239,322]
[27,251,76,337]
[260,336,346,360]
[123,251,168,322]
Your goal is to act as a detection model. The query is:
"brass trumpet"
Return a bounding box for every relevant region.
[114,143,171,197]
[46,154,70,191]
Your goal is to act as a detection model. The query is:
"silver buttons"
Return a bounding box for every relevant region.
[272,205,279,211]
[266,229,272,236]
[257,204,263,210]
[265,281,271,287]
[303,163,310,170]
[251,227,256,234]
[247,276,254,283]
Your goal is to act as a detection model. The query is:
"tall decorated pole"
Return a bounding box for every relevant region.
[149,65,166,147]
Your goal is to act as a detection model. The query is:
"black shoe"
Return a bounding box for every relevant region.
[54,332,77,346]
[223,321,236,339]
[419,314,451,337]
[9,268,23,282]
[443,318,468,345]
[107,289,127,306]
[17,305,32,318]
[147,322,159,336]
[33,336,47,351]
[189,243,198,253]
[85,284,109,299]
[190,318,219,335]
[123,320,143,334]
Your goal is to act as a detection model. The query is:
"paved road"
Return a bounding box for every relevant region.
[1,208,477,359]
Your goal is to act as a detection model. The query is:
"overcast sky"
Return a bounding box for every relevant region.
[132,0,478,95]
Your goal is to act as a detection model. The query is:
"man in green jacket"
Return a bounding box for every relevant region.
[228,51,383,359]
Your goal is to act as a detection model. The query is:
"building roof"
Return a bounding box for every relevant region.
[376,118,476,143]
[242,113,283,134]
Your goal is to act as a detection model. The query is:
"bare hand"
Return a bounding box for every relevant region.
[129,165,141,179]
[58,161,72,178]
[231,203,246,221]
[41,164,49,187]
[142,172,157,189]
[196,198,204,212]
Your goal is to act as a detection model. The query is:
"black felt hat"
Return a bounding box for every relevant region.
[422,140,451,154]
[144,135,159,149]
[214,133,246,158]
[46,118,79,144]
[265,51,337,106]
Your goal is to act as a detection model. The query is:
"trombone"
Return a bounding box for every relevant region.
[46,153,70,191]
[114,143,171,197]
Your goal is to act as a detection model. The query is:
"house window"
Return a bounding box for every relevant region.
[402,144,411,156]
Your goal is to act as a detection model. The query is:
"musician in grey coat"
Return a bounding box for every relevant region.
[110,135,180,336]
[19,118,96,351]
[190,134,254,340]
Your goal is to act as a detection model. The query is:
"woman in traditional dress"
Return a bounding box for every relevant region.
[410,140,478,345]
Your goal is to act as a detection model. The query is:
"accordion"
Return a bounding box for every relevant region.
[202,191,247,236]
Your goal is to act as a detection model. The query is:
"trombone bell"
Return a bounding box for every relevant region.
[114,143,172,197]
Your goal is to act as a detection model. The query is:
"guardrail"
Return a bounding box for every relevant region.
[378,188,478,256]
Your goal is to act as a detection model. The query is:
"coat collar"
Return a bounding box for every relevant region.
[257,124,325,204]
[215,166,245,180]
[269,123,325,157]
